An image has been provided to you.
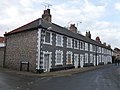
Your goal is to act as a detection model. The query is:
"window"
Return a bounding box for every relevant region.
[99,47,101,53]
[66,51,72,64]
[85,42,88,51]
[97,47,101,53]
[44,31,52,45]
[80,41,84,50]
[93,45,96,52]
[55,50,63,65]
[67,37,72,48]
[90,44,93,52]
[74,39,79,49]
[108,50,111,55]
[56,34,63,47]
[97,46,99,53]
[90,54,93,63]
[85,53,88,63]
[102,48,104,53]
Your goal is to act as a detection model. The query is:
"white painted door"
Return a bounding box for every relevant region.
[74,54,78,68]
[93,55,96,66]
[97,55,99,65]
[44,54,50,72]
[80,54,84,68]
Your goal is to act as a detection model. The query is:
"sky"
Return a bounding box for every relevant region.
[0,0,120,49]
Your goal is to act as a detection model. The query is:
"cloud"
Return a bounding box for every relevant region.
[0,0,44,35]
[82,0,106,21]
[0,0,120,49]
[115,3,120,11]
[87,20,120,48]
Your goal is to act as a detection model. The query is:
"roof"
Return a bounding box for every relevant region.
[4,18,112,50]
[5,18,40,35]
[0,37,4,43]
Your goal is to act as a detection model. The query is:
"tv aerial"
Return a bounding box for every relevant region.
[41,2,52,9]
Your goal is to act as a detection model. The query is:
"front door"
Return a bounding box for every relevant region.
[93,55,96,66]
[74,54,78,68]
[80,54,84,67]
[44,54,50,72]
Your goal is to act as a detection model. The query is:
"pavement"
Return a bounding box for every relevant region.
[0,64,111,77]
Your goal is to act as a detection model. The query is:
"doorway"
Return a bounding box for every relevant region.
[43,52,51,72]
[74,54,78,68]
[80,54,84,67]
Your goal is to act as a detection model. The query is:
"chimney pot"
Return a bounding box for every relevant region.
[96,36,101,43]
[86,31,91,39]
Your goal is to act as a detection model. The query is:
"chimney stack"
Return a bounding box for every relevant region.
[96,36,101,43]
[42,9,52,22]
[86,31,91,39]
[69,24,77,33]
[103,42,106,46]
[108,44,111,48]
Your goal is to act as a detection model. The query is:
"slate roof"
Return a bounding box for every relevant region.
[4,18,111,50]
[5,18,40,35]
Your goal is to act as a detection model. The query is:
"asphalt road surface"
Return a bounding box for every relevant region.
[0,64,120,90]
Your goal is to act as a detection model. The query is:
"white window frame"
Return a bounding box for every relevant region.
[66,51,73,64]
[55,50,63,65]
[85,42,88,51]
[74,54,79,68]
[85,53,88,63]
[80,41,84,50]
[43,31,52,45]
[93,55,96,66]
[90,44,93,52]
[90,54,93,63]
[67,37,72,48]
[97,46,99,53]
[74,39,79,49]
[99,47,101,53]
[102,48,104,54]
[92,45,96,52]
[56,34,63,47]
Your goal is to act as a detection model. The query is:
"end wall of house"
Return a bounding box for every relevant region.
[0,47,4,67]
[5,30,38,72]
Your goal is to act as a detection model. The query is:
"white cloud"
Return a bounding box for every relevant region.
[82,0,106,20]
[0,0,120,49]
[19,0,33,8]
[94,29,120,48]
[115,3,120,10]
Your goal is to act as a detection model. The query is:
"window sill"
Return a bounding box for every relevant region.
[56,45,63,47]
[74,47,79,49]
[43,42,52,45]
[55,63,63,66]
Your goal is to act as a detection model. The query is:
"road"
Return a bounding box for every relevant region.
[0,64,120,90]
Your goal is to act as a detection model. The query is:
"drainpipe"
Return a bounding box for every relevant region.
[95,45,97,66]
[3,36,6,68]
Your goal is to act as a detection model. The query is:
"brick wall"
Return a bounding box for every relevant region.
[0,47,4,67]
[5,29,38,72]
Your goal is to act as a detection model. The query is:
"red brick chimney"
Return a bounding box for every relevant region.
[69,24,77,33]
[42,9,52,22]
[86,31,91,39]
[96,36,101,43]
